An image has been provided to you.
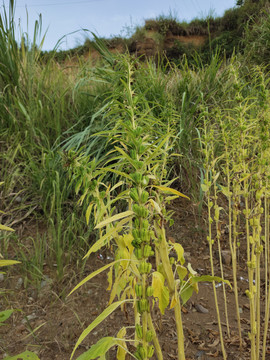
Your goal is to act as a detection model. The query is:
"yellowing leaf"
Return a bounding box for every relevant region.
[86,203,94,225]
[201,183,209,193]
[0,224,15,232]
[0,260,20,267]
[149,199,162,214]
[152,271,169,314]
[176,265,188,281]
[117,327,127,360]
[68,260,128,296]
[95,211,133,229]
[154,186,190,200]
[170,242,185,265]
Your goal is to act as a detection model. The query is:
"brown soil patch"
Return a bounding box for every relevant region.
[1,199,270,359]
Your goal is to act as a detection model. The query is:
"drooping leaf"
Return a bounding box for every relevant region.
[0,224,15,232]
[68,260,128,296]
[95,211,133,229]
[0,260,20,267]
[70,301,129,359]
[148,199,162,214]
[85,203,94,225]
[4,350,40,359]
[76,337,117,360]
[191,275,232,289]
[152,271,169,314]
[171,243,185,265]
[154,186,190,200]
[176,265,188,281]
[116,327,127,360]
[180,283,195,305]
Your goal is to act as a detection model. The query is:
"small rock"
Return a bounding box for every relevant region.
[15,196,22,203]
[40,276,52,289]
[22,313,37,324]
[27,297,34,304]
[195,350,206,359]
[239,307,243,314]
[221,250,232,265]
[194,303,209,314]
[15,277,23,289]
[0,273,4,282]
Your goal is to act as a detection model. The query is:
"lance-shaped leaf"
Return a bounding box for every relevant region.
[152,271,170,314]
[68,259,129,296]
[0,260,20,267]
[70,300,130,359]
[0,224,15,232]
[95,211,133,229]
[4,351,40,360]
[154,186,190,200]
[76,337,117,360]
[83,217,131,259]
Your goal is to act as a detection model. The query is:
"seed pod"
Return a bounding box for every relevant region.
[138,345,148,359]
[135,248,143,260]
[146,262,152,274]
[134,350,142,360]
[146,330,153,342]
[144,245,152,258]
[146,286,154,297]
[142,219,149,229]
[135,284,143,297]
[141,229,150,242]
[130,188,140,202]
[147,345,155,357]
[139,299,149,312]
[141,190,149,203]
[131,240,140,248]
[133,204,142,217]
[135,324,143,339]
[132,229,140,240]
[142,176,149,186]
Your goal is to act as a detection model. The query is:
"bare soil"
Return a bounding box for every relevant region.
[1,199,270,360]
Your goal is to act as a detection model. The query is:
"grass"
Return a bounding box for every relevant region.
[1,0,270,358]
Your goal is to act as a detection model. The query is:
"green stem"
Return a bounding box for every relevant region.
[147,313,163,360]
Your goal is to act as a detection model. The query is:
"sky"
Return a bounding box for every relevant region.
[1,0,237,51]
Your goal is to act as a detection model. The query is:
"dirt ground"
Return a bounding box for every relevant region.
[1,199,270,360]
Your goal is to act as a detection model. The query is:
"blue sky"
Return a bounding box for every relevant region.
[1,0,236,51]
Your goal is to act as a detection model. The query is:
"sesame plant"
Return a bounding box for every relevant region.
[66,54,228,360]
[201,65,270,359]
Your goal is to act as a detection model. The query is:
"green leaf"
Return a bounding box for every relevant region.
[70,301,129,359]
[154,186,190,200]
[201,183,209,193]
[180,284,194,305]
[4,350,40,359]
[0,224,15,232]
[95,211,133,229]
[0,309,16,323]
[0,260,20,267]
[152,271,169,314]
[76,337,117,360]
